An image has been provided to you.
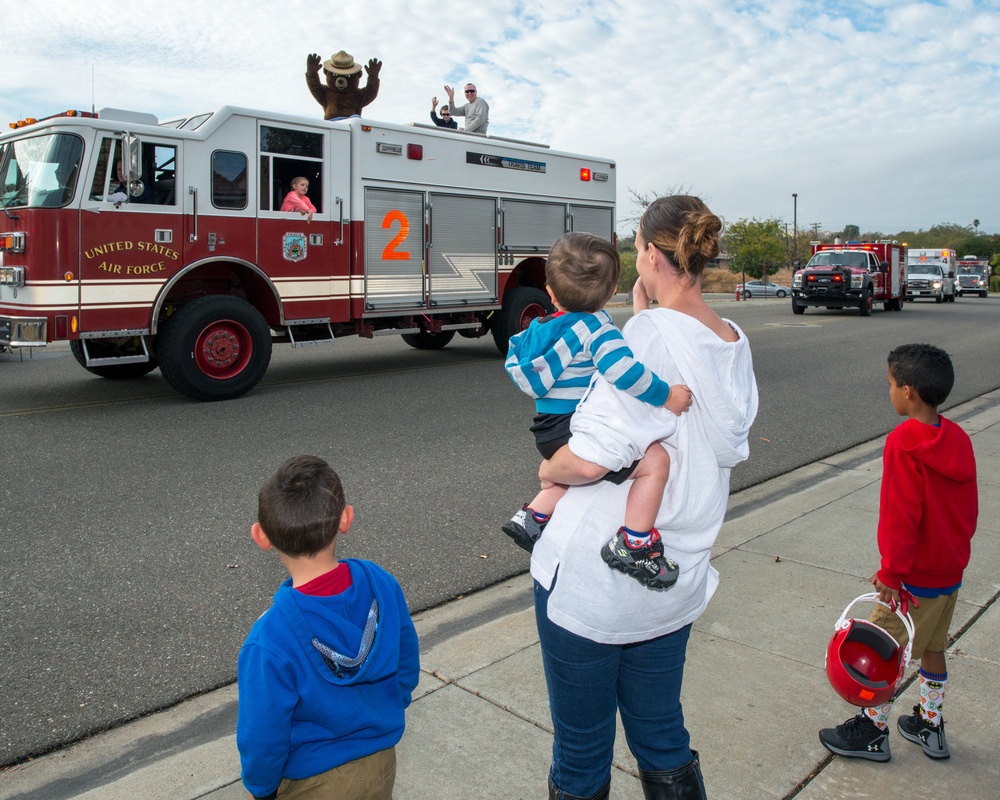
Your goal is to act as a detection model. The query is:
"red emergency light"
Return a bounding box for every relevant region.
[580,168,591,181]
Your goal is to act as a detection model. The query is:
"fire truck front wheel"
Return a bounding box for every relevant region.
[401,330,456,350]
[157,296,273,402]
[492,286,553,355]
[859,289,873,317]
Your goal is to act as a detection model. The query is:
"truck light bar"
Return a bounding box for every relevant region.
[8,110,96,129]
[0,231,26,252]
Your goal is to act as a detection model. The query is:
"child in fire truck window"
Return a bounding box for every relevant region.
[280,177,317,222]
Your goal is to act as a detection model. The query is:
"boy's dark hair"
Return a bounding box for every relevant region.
[257,455,346,557]
[887,343,954,408]
[545,232,620,312]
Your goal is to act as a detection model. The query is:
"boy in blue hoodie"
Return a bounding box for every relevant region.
[237,455,420,800]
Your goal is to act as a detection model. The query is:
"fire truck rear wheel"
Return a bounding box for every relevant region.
[492,286,553,355]
[401,330,456,350]
[157,296,272,402]
[69,340,159,379]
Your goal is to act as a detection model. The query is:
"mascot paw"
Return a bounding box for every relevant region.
[307,53,321,72]
[366,58,383,76]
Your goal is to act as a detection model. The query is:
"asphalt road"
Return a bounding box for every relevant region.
[1,294,998,766]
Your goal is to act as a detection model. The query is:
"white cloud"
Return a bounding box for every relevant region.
[2,0,997,233]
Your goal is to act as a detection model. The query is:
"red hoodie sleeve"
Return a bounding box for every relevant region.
[876,429,924,590]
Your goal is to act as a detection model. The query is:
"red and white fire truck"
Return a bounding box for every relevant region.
[791,241,907,316]
[0,106,616,400]
[955,255,991,298]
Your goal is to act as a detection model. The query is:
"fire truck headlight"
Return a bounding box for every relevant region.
[792,273,802,288]
[0,266,26,287]
[851,274,863,289]
[932,281,942,289]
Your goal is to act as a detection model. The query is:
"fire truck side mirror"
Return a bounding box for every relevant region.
[879,261,889,271]
[122,134,142,182]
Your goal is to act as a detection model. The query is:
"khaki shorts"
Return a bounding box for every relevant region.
[869,592,958,660]
[276,747,396,800]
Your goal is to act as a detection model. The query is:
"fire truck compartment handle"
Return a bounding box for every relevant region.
[189,186,199,242]
[335,196,344,246]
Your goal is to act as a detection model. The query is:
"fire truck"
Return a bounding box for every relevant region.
[955,255,990,298]
[791,241,906,316]
[0,106,616,400]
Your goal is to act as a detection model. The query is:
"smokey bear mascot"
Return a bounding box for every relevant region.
[306,50,382,120]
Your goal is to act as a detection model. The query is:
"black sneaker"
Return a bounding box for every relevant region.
[502,505,547,553]
[819,714,891,762]
[601,528,679,590]
[897,706,950,759]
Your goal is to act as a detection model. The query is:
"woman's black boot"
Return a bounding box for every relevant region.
[548,776,611,800]
[638,750,707,800]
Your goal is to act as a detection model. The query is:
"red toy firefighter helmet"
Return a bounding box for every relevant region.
[825,593,914,706]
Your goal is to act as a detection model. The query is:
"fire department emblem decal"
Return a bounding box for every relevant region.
[283,233,307,262]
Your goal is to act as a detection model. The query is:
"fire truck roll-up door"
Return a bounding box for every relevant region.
[569,204,614,240]
[501,200,565,249]
[363,189,500,311]
[890,246,902,297]
[427,193,497,307]
[364,188,426,309]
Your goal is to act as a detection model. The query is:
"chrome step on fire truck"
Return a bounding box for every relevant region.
[791,241,907,316]
[0,107,616,400]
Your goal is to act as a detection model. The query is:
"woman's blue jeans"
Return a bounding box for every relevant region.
[534,579,694,798]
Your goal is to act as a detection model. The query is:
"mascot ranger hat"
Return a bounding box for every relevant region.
[323,51,363,75]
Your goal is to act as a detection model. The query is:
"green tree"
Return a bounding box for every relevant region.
[725,218,787,281]
[843,224,860,241]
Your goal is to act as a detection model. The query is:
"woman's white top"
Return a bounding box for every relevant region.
[530,308,759,644]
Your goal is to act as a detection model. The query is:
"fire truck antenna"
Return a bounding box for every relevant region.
[91,64,96,115]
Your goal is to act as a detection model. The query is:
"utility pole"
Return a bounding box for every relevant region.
[792,194,798,266]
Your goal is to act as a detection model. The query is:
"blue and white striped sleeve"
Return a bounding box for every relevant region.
[588,318,671,406]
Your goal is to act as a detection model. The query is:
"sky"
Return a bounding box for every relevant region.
[3,0,998,236]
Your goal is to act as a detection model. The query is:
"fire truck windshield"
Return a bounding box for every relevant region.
[808,251,867,268]
[0,133,84,209]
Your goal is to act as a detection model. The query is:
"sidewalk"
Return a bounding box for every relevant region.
[3,391,998,800]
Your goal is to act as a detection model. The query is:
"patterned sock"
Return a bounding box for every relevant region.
[863,698,895,731]
[919,669,947,726]
[622,525,651,547]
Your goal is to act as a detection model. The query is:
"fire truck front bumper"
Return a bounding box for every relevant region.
[0,314,47,347]
[791,289,863,308]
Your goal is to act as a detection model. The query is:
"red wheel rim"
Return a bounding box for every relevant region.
[518,302,547,332]
[194,319,253,380]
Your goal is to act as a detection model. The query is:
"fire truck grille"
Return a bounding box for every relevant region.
[908,279,930,289]
[803,272,848,298]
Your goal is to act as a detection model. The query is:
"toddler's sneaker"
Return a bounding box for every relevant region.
[502,505,547,553]
[601,527,679,590]
[897,705,950,759]
[819,714,890,761]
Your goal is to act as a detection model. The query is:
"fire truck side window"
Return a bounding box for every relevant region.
[89,138,177,206]
[212,151,248,210]
[258,125,323,214]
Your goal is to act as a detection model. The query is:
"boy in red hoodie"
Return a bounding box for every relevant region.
[820,343,978,762]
